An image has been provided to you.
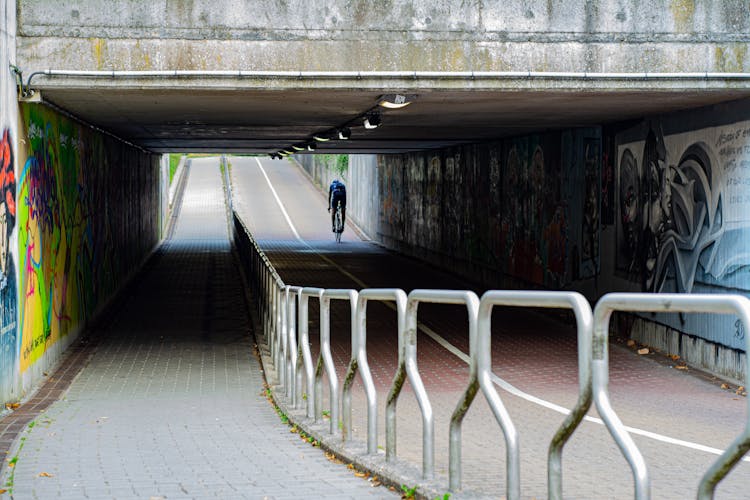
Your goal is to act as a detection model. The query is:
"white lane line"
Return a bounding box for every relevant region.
[257,159,745,462]
[416,323,749,461]
[256,158,303,242]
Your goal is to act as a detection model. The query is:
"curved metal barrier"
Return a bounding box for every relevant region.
[233,213,750,499]
[477,290,594,500]
[297,288,323,417]
[593,293,750,500]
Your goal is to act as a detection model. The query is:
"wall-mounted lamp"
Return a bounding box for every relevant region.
[363,114,381,129]
[378,94,415,109]
[338,127,351,140]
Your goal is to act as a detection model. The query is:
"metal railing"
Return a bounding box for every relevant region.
[233,213,750,498]
[593,293,750,500]
[477,290,594,500]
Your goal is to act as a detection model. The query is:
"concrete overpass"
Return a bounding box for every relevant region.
[11,0,750,153]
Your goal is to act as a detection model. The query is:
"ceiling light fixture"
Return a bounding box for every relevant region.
[282,149,294,155]
[292,144,305,151]
[313,135,330,142]
[378,94,414,109]
[307,143,317,151]
[338,127,351,140]
[364,114,381,129]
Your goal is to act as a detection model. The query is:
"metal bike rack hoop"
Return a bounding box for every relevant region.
[593,292,750,500]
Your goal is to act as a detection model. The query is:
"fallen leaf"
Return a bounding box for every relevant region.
[738,386,745,392]
[4,403,19,410]
[371,480,382,487]
[721,383,729,390]
[0,489,7,494]
[669,354,680,361]
[347,463,355,470]
[626,340,636,347]
[354,471,367,478]
[38,472,53,477]
[675,365,688,370]
[637,348,649,355]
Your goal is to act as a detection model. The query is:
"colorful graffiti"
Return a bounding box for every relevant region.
[18,104,160,372]
[1,129,17,395]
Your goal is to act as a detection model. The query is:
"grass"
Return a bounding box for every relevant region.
[168,154,182,184]
[401,484,417,499]
[4,420,40,491]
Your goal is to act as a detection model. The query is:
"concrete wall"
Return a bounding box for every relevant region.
[16,0,750,74]
[373,130,602,293]
[11,103,161,403]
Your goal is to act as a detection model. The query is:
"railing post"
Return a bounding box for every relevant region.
[336,290,362,443]
[286,286,302,403]
[315,293,339,434]
[297,288,323,418]
[351,289,407,455]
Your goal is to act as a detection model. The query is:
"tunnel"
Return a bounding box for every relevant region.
[2,1,750,498]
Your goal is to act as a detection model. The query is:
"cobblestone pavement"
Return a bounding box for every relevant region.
[232,156,750,499]
[1,158,395,500]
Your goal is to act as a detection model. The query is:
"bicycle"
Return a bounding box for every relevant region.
[333,201,344,243]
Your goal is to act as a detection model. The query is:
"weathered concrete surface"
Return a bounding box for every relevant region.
[15,0,750,76]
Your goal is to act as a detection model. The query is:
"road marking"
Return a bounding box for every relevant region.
[256,158,303,242]
[414,321,749,462]
[257,159,749,463]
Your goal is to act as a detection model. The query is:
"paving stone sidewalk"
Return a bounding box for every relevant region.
[0,158,395,500]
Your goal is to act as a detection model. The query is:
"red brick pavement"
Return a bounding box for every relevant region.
[234,159,750,499]
[255,239,750,500]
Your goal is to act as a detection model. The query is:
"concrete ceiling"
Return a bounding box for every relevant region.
[35,86,750,154]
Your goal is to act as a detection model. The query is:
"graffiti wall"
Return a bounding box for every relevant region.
[17,103,160,385]
[0,128,17,401]
[377,130,601,289]
[615,111,750,349]
[1,0,19,404]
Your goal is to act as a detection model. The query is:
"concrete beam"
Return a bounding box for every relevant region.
[16,0,750,78]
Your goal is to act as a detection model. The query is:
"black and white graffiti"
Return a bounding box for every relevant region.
[616,120,750,293]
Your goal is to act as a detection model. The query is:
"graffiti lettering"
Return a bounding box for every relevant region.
[735,319,745,340]
[0,321,15,335]
[726,177,750,187]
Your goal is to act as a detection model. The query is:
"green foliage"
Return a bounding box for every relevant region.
[169,154,182,184]
[320,154,349,177]
[401,484,417,499]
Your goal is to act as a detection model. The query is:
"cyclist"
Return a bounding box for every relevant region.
[328,179,347,232]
